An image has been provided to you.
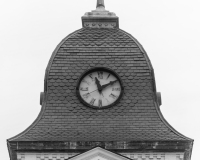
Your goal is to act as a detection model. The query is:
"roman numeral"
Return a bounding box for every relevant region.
[112,88,120,91]
[109,93,117,99]
[82,80,90,85]
[80,87,88,91]
[98,99,102,107]
[107,74,111,79]
[97,72,103,79]
[89,74,93,80]
[90,98,96,105]
[82,93,90,99]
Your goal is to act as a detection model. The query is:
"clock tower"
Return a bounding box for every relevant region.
[7,1,193,160]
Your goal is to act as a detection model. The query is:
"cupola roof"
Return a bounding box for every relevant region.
[8,1,193,159]
[8,27,191,142]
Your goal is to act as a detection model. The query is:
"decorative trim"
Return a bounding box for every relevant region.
[156,92,162,106]
[68,147,132,160]
[12,141,192,151]
[82,17,119,28]
[16,151,185,160]
[84,22,117,28]
[80,153,118,160]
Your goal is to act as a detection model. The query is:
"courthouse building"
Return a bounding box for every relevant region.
[7,1,193,160]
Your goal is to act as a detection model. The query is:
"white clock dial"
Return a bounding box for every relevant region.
[78,70,122,108]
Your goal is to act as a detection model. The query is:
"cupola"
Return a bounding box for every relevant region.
[7,1,193,160]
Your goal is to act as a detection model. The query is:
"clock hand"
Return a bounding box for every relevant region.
[82,89,98,99]
[101,80,118,90]
[89,89,98,94]
[95,77,102,92]
[83,89,98,95]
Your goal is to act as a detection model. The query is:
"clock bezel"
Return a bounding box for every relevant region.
[76,67,124,109]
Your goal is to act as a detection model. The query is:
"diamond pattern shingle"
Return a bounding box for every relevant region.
[9,28,190,142]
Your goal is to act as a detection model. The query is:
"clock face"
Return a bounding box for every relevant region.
[77,69,123,109]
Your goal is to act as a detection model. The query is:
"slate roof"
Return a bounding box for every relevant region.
[8,28,192,142]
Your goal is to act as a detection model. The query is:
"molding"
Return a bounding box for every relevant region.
[68,147,132,160]
[83,22,117,28]
[82,17,119,28]
[12,141,191,151]
[16,147,185,160]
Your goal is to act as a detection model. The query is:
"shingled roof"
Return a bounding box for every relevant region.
[7,5,194,160]
[8,27,191,142]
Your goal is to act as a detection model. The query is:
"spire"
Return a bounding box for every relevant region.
[82,0,119,28]
[96,0,105,9]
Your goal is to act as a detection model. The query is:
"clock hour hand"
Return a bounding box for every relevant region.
[95,77,102,92]
[101,80,118,90]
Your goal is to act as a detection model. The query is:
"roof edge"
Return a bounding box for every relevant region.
[118,29,158,99]
[118,29,153,70]
[7,101,47,142]
[7,28,84,142]
[45,28,84,88]
[154,102,194,141]
[119,28,193,142]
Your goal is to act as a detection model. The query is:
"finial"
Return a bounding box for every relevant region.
[96,0,105,8]
[82,0,119,28]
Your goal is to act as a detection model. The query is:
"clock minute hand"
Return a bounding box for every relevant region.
[101,80,118,90]
[95,77,102,92]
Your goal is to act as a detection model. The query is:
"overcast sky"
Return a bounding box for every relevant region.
[0,0,199,159]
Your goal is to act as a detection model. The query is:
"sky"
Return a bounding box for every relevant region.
[0,0,199,159]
